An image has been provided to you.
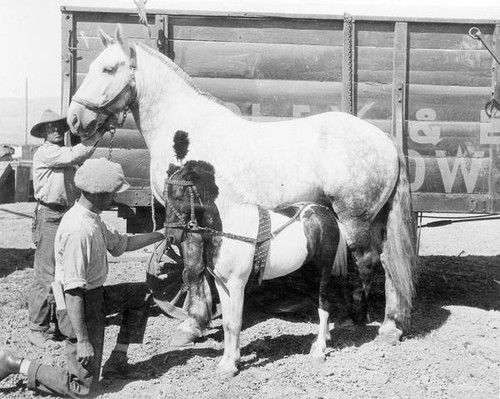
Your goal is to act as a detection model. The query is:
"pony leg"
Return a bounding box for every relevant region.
[310,308,330,363]
[216,279,245,377]
[310,255,335,363]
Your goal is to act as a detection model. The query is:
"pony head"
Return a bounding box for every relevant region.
[164,160,219,245]
[67,24,137,138]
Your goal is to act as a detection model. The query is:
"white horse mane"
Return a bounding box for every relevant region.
[135,42,226,106]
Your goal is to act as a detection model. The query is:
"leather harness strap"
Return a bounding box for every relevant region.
[252,205,271,285]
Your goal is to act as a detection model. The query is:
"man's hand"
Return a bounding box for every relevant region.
[81,129,104,147]
[77,338,94,367]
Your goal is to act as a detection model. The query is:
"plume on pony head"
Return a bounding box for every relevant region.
[173,130,190,162]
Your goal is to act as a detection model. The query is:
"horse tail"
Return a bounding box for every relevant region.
[383,145,418,330]
[332,220,348,277]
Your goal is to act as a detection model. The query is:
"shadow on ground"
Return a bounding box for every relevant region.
[0,248,34,277]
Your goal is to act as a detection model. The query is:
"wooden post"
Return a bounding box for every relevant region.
[489,24,500,206]
[61,10,75,117]
[14,164,31,203]
[155,14,171,58]
[392,22,408,154]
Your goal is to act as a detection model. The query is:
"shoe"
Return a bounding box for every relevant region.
[28,331,61,349]
[0,350,22,382]
[102,350,130,379]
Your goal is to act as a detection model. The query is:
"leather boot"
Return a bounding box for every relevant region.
[0,350,22,382]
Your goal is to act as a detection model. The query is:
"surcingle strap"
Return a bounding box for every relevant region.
[252,205,272,285]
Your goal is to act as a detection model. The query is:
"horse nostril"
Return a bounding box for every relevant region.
[71,114,79,128]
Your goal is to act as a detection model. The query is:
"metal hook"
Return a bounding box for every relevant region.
[468,27,481,40]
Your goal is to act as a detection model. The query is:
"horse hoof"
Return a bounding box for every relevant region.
[217,366,239,378]
[376,328,402,346]
[311,354,326,365]
[169,329,201,347]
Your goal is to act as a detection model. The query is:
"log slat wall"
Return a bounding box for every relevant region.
[64,8,500,210]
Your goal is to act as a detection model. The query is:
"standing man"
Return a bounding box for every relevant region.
[29,109,103,349]
[0,158,165,397]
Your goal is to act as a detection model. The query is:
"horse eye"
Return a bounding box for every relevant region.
[103,66,115,73]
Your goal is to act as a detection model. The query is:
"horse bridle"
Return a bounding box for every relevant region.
[71,45,138,126]
[163,177,204,231]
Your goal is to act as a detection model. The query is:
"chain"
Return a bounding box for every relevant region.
[106,109,129,161]
[107,128,115,160]
[344,13,354,115]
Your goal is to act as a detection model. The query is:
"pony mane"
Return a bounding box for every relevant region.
[135,43,225,106]
[178,160,219,204]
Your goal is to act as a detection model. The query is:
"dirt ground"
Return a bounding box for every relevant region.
[0,202,499,399]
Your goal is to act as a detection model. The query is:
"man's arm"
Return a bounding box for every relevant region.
[126,230,164,252]
[65,288,94,367]
[44,131,104,168]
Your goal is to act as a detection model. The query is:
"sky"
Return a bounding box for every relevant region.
[1,0,500,100]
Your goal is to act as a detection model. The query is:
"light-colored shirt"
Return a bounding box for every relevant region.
[33,141,95,207]
[55,202,128,291]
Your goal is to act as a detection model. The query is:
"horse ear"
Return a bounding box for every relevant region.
[115,24,126,46]
[98,28,113,48]
[167,163,180,177]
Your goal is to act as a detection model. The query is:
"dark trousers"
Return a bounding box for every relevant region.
[27,283,152,398]
[29,205,65,332]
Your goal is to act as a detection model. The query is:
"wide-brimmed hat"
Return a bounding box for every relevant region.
[75,158,130,194]
[30,109,69,138]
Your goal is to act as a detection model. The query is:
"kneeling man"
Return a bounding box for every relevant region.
[0,158,164,397]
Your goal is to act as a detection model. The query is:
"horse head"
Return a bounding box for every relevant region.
[67,24,137,138]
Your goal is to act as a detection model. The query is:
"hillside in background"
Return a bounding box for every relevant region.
[0,97,61,146]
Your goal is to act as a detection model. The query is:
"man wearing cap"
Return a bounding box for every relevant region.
[29,109,103,349]
[0,158,165,397]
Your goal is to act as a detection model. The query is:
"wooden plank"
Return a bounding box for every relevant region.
[169,16,343,45]
[412,193,491,213]
[75,12,156,30]
[408,23,495,49]
[408,48,492,73]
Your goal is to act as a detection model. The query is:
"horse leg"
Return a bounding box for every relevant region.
[216,278,245,378]
[351,247,377,322]
[378,256,403,344]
